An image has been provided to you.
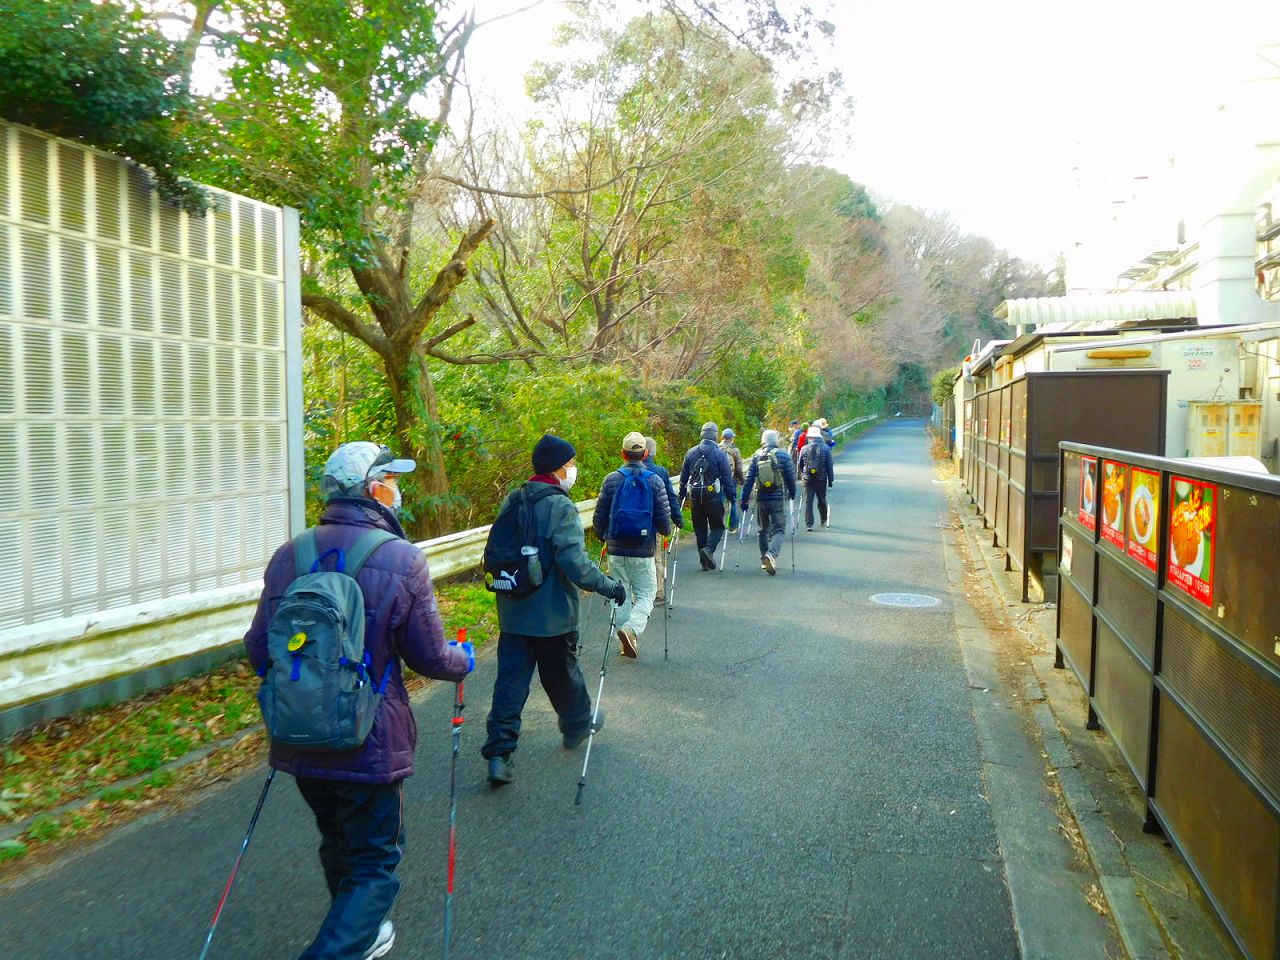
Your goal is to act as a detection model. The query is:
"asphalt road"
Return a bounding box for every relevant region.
[0,420,1020,959]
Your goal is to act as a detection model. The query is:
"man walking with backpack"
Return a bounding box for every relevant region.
[679,422,736,570]
[593,432,672,657]
[719,427,745,533]
[245,441,474,960]
[740,429,797,574]
[789,420,810,460]
[643,436,682,605]
[797,426,835,530]
[481,435,626,786]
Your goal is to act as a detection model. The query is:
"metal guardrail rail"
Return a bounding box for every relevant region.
[831,414,881,437]
[0,499,598,736]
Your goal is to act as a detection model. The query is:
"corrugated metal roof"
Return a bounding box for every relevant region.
[995,292,1197,329]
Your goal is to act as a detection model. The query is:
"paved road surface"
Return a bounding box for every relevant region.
[0,420,1022,959]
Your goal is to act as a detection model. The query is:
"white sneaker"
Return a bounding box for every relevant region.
[763,553,777,575]
[362,921,395,960]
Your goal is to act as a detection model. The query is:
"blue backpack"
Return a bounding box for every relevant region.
[258,527,397,752]
[608,467,657,540]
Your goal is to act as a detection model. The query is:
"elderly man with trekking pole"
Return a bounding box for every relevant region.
[740,429,797,575]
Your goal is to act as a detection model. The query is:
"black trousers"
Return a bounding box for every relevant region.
[295,777,404,960]
[803,482,829,527]
[482,630,592,758]
[690,491,726,553]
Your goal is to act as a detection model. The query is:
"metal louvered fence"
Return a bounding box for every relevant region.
[0,121,304,732]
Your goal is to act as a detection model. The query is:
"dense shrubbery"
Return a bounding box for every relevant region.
[302,319,882,530]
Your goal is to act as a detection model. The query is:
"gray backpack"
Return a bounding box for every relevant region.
[755,448,783,490]
[257,527,398,752]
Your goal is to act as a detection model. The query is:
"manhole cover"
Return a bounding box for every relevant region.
[870,592,942,608]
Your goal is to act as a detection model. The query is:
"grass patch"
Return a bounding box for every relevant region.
[27,815,63,843]
[0,660,261,827]
[436,579,498,649]
[0,577,498,876]
[0,839,28,863]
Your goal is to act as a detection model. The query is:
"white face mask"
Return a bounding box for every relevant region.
[558,465,578,491]
[370,479,402,513]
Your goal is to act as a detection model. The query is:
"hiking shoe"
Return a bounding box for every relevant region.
[563,709,605,749]
[618,626,638,659]
[361,921,395,960]
[699,546,716,570]
[763,553,777,575]
[487,755,514,786]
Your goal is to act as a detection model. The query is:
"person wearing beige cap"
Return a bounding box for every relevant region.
[592,431,673,657]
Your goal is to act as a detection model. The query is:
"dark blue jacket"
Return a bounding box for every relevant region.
[245,499,470,784]
[678,439,736,504]
[797,439,834,487]
[643,455,683,526]
[741,444,797,503]
[593,461,673,558]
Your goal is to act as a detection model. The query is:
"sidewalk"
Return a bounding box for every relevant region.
[938,461,1242,960]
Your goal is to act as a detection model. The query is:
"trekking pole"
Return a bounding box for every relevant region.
[443,629,466,960]
[733,506,755,572]
[198,769,276,960]
[789,500,796,572]
[665,528,682,661]
[718,504,731,574]
[579,544,608,654]
[576,602,618,805]
[665,535,675,660]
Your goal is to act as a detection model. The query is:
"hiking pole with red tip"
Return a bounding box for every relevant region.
[197,768,276,960]
[576,601,618,805]
[443,629,466,960]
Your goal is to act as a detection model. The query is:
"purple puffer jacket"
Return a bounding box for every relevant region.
[244,498,469,784]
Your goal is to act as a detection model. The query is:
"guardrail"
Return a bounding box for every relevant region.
[831,413,880,437]
[0,498,598,737]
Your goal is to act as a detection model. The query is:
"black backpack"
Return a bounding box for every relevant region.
[802,444,823,480]
[687,450,717,495]
[483,483,567,597]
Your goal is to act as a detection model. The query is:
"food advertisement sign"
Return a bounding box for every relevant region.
[1078,456,1098,531]
[1126,468,1160,572]
[1167,477,1216,606]
[1099,461,1126,549]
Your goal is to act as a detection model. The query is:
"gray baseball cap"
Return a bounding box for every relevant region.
[322,441,416,497]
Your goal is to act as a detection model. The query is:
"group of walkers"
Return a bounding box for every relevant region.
[237,415,841,959]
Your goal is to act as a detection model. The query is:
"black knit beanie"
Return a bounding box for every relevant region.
[532,434,576,474]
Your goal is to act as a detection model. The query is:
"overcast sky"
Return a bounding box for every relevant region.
[465,0,1274,269]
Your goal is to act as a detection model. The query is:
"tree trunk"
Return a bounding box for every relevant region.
[385,348,452,540]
